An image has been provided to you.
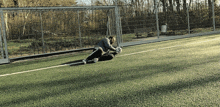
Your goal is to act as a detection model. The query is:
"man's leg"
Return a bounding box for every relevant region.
[83,47,103,64]
[110,51,118,56]
[99,52,117,61]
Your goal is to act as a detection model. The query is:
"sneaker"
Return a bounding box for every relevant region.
[93,58,98,63]
[82,59,87,64]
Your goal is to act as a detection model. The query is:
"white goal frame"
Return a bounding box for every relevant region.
[0,10,9,64]
[0,6,122,64]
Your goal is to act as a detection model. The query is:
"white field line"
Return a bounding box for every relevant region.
[0,38,219,77]
[0,65,67,77]
[118,45,182,57]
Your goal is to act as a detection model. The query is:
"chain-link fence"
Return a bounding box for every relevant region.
[118,0,220,44]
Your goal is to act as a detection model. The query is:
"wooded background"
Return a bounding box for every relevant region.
[0,0,219,38]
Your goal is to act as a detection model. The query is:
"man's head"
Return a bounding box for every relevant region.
[109,36,116,44]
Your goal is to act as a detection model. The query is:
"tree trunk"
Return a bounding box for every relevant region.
[208,0,212,24]
[147,0,150,12]
[4,13,9,39]
[168,0,173,12]
[176,0,180,13]
[154,0,157,13]
[183,0,187,14]
[160,0,167,24]
[13,0,18,7]
[161,0,166,13]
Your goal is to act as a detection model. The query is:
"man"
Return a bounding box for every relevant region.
[83,36,122,64]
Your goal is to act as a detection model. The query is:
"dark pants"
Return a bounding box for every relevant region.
[86,47,117,61]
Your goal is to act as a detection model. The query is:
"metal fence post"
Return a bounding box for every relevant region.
[40,11,45,53]
[106,11,110,37]
[115,1,121,47]
[120,17,123,43]
[155,0,160,39]
[77,10,82,48]
[212,0,215,31]
[187,3,190,34]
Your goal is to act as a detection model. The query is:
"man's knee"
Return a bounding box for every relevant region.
[109,54,114,59]
[105,54,114,60]
[94,47,103,51]
[99,53,114,61]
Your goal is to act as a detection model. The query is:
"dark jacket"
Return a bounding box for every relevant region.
[96,38,116,52]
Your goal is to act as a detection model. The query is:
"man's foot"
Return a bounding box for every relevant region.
[82,59,87,64]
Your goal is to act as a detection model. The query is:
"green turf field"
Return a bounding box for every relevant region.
[0,34,220,107]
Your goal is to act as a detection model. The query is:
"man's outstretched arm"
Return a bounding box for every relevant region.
[104,38,116,51]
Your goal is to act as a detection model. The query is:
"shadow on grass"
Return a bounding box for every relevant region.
[0,55,219,106]
[61,57,111,66]
[0,53,86,70]
[77,73,220,107]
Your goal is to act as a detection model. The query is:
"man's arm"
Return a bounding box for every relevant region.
[104,38,116,51]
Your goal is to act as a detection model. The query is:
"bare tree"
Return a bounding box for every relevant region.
[175,0,180,13]
[160,0,167,13]
[168,0,173,12]
[208,0,214,23]
[183,0,187,14]
[13,0,18,7]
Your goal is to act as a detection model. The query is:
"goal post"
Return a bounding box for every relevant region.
[0,10,9,64]
[0,6,122,63]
